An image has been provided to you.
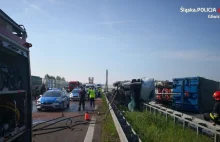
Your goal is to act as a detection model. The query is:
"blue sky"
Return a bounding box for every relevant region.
[1,0,220,84]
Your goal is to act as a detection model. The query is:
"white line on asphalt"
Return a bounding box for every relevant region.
[84,116,96,142]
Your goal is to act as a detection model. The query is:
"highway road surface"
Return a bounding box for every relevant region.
[32,100,102,142]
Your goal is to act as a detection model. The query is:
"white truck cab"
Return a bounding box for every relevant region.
[85,84,95,92]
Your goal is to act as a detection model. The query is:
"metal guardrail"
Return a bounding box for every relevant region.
[105,94,128,142]
[143,102,220,142]
[105,93,142,142]
[112,104,142,142]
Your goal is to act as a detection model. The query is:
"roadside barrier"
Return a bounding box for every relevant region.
[143,102,220,142]
[105,93,142,142]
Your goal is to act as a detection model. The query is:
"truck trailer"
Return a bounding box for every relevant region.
[172,77,220,113]
[0,9,32,142]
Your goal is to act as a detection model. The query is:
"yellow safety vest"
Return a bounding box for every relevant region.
[89,90,95,98]
[98,88,102,92]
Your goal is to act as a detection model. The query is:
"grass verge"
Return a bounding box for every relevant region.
[100,95,120,142]
[123,111,212,142]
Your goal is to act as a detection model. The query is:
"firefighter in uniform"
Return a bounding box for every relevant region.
[204,91,220,125]
[89,88,96,107]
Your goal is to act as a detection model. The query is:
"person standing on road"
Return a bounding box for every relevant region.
[40,84,46,95]
[34,85,40,100]
[89,88,95,108]
[78,87,86,111]
[98,87,102,99]
[87,87,91,101]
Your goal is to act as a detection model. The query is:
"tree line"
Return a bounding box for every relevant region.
[44,74,66,81]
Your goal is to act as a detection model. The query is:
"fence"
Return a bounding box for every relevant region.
[143,102,220,142]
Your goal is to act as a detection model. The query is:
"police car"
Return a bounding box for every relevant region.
[36,88,70,111]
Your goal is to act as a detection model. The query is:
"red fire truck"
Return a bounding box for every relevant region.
[68,81,82,92]
[0,9,32,141]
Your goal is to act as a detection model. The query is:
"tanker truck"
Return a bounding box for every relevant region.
[112,78,155,111]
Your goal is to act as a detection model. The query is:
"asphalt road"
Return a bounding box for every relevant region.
[32,100,97,142]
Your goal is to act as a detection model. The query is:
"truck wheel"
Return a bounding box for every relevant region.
[37,108,42,111]
[67,103,70,108]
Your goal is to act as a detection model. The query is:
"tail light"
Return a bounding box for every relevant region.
[185,92,189,97]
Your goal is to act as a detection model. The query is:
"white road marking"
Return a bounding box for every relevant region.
[84,116,96,142]
[32,121,46,124]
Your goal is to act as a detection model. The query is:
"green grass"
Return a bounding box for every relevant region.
[100,95,120,142]
[123,111,212,142]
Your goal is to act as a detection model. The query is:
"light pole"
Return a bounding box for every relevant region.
[105,69,108,92]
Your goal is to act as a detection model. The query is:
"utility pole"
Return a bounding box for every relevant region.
[105,69,108,92]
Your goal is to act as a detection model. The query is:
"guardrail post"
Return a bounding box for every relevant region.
[214,133,217,142]
[183,121,185,129]
[166,112,168,121]
[183,120,186,129]
[196,125,199,136]
[174,115,176,124]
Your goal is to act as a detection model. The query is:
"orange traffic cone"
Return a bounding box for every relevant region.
[85,112,90,121]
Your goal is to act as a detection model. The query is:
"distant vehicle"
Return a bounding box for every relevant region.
[36,89,70,111]
[48,88,62,91]
[96,84,102,87]
[68,81,82,92]
[64,86,69,91]
[82,83,86,88]
[95,84,103,89]
[69,88,81,101]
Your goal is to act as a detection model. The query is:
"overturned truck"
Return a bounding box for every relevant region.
[112,78,155,111]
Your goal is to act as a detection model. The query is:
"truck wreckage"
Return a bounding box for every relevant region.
[111,78,155,111]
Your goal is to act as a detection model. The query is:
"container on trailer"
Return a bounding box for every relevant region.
[172,77,220,113]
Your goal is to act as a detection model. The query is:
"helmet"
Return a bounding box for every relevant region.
[213,91,220,100]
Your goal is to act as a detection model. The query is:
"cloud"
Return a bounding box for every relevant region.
[97,20,127,26]
[20,0,54,20]
[156,49,220,62]
[30,4,44,13]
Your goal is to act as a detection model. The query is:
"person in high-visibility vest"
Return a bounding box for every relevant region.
[204,91,220,125]
[98,87,102,99]
[87,87,91,101]
[89,88,96,107]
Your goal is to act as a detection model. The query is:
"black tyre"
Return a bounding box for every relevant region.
[67,103,70,108]
[37,108,42,111]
